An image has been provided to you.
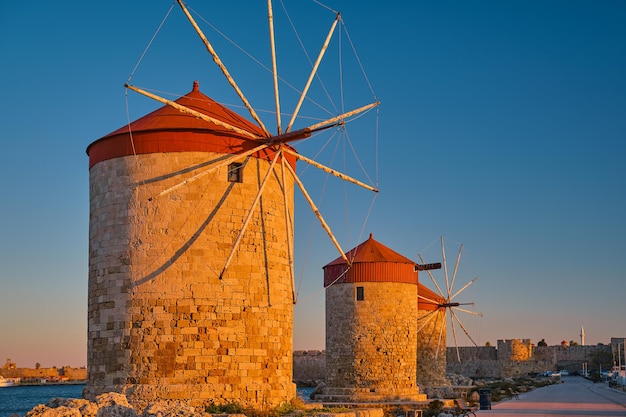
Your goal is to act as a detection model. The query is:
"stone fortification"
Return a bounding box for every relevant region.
[87,146,295,409]
[446,339,612,378]
[497,339,533,361]
[293,350,325,385]
[294,340,616,383]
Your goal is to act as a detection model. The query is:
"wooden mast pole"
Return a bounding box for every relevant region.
[280,152,297,303]
[285,13,340,133]
[176,0,270,137]
[284,161,351,266]
[268,0,282,135]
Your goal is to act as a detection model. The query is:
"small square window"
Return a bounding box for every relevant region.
[228,163,243,183]
[356,286,364,301]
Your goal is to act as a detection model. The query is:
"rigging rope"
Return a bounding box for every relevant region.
[126,2,175,84]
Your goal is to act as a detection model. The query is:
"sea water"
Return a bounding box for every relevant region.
[0,385,313,417]
[0,384,84,417]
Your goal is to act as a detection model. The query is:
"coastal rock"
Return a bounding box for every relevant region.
[24,393,138,417]
[94,393,137,417]
[25,398,99,417]
[141,401,197,417]
[26,402,82,417]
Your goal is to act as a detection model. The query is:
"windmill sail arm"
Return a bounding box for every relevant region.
[176,0,270,136]
[283,161,351,266]
[441,236,450,299]
[286,13,340,133]
[417,294,443,306]
[279,154,296,303]
[219,151,281,278]
[450,277,477,301]
[451,309,479,347]
[416,309,439,334]
[125,84,262,140]
[148,143,270,200]
[449,243,463,295]
[268,0,282,135]
[282,147,377,192]
[454,306,483,317]
[306,101,380,132]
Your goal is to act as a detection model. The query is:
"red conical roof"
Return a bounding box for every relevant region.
[86,81,295,169]
[323,234,418,287]
[324,233,415,267]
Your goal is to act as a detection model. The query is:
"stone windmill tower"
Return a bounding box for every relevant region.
[416,237,481,387]
[85,82,299,408]
[320,234,427,402]
[85,1,378,410]
[416,283,448,386]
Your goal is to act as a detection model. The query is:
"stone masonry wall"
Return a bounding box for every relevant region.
[324,281,423,401]
[446,340,612,378]
[87,152,295,409]
[292,351,325,384]
[416,309,447,386]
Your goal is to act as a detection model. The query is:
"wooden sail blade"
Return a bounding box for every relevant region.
[306,101,380,132]
[454,306,483,317]
[286,13,340,133]
[125,84,262,140]
[279,152,296,303]
[416,309,439,334]
[283,161,351,266]
[418,253,446,299]
[441,236,451,299]
[434,310,446,361]
[417,294,444,306]
[451,308,479,347]
[449,277,477,301]
[148,143,270,200]
[268,0,282,135]
[282,147,377,192]
[450,308,461,362]
[450,243,464,296]
[176,0,270,136]
[219,151,281,279]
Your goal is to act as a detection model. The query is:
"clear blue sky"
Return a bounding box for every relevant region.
[1,1,624,368]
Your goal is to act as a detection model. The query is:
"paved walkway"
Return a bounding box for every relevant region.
[477,376,626,417]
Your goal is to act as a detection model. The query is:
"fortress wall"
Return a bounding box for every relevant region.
[293,350,325,383]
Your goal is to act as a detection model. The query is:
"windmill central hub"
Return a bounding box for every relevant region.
[439,302,461,308]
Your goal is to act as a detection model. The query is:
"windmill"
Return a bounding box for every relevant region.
[86,0,378,408]
[416,236,482,372]
[124,0,379,288]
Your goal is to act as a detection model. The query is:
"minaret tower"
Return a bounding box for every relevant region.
[581,326,585,346]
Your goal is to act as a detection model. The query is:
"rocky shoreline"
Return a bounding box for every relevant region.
[22,392,219,417]
[18,392,385,417]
